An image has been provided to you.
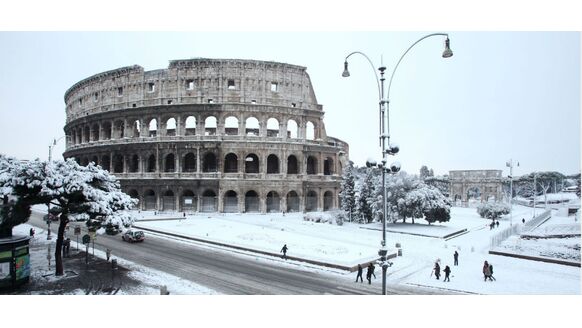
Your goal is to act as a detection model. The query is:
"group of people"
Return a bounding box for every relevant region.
[489,220,500,230]
[482,260,496,281]
[355,263,376,284]
[432,260,452,282]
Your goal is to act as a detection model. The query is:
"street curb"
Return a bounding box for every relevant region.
[134,225,397,272]
[488,250,581,267]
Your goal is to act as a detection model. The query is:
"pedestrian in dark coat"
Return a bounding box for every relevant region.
[370,263,376,279]
[29,228,35,237]
[483,261,491,281]
[488,264,496,281]
[366,263,373,284]
[434,262,441,280]
[443,265,451,282]
[280,244,288,260]
[496,221,500,228]
[522,218,525,224]
[355,264,363,283]
[453,250,459,266]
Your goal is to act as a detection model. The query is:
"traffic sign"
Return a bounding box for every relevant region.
[74,226,81,236]
[82,234,90,244]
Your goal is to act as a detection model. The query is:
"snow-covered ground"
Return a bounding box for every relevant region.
[10,223,219,295]
[134,205,581,295]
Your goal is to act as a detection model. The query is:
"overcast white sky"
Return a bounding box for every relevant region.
[0,31,579,176]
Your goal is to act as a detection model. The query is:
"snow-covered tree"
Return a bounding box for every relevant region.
[419,165,430,180]
[424,176,450,197]
[0,156,137,276]
[339,161,356,220]
[476,202,510,220]
[356,168,374,223]
[385,173,451,224]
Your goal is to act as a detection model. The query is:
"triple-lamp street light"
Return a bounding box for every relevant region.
[342,33,453,295]
[46,136,66,240]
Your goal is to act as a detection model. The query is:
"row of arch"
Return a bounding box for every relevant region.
[127,188,336,213]
[77,151,338,176]
[68,114,321,146]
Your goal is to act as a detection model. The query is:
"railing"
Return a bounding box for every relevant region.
[490,209,552,248]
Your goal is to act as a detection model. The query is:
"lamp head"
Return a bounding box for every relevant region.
[389,161,401,174]
[365,158,377,168]
[442,38,453,58]
[342,61,350,77]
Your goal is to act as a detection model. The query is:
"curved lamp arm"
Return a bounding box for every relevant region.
[387,33,450,101]
[344,51,382,101]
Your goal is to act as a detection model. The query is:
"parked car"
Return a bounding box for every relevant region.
[121,230,145,243]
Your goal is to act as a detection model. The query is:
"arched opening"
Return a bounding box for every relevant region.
[267,154,279,174]
[245,190,259,212]
[128,189,139,208]
[267,118,279,137]
[185,116,196,135]
[102,155,111,172]
[306,190,318,212]
[103,122,112,140]
[132,120,141,138]
[146,154,156,172]
[286,191,299,212]
[201,189,217,212]
[166,117,177,136]
[181,190,197,212]
[324,157,333,175]
[205,116,217,136]
[266,191,280,213]
[223,190,238,213]
[114,120,124,139]
[306,121,315,140]
[245,117,259,136]
[183,152,196,172]
[467,186,481,205]
[245,154,259,173]
[287,155,298,174]
[324,191,334,211]
[113,154,124,173]
[144,189,156,210]
[91,124,100,141]
[162,190,175,211]
[202,152,217,172]
[224,116,239,136]
[307,156,317,175]
[287,119,298,139]
[224,153,238,173]
[129,155,139,173]
[164,153,175,172]
[80,157,89,166]
[83,126,90,143]
[148,119,158,137]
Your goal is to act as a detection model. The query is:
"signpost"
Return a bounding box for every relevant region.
[74,226,81,251]
[82,234,90,265]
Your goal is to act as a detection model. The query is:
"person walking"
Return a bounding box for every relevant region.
[496,221,500,228]
[366,263,373,284]
[522,218,525,224]
[280,244,288,260]
[370,263,376,279]
[489,263,496,281]
[483,261,491,281]
[443,265,451,282]
[29,228,35,238]
[453,250,459,266]
[355,264,363,283]
[106,248,112,262]
[434,261,441,280]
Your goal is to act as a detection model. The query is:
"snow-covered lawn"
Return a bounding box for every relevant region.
[134,205,581,295]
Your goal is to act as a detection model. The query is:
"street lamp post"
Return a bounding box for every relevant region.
[343,33,452,295]
[506,159,519,227]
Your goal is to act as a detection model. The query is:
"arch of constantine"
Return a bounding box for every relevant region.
[449,170,503,203]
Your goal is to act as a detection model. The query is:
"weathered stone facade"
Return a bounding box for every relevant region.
[449,170,503,203]
[62,59,349,213]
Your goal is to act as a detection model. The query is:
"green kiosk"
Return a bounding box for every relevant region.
[0,235,31,290]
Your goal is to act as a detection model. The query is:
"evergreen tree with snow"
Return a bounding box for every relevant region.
[420,165,430,180]
[339,161,357,221]
[1,156,136,276]
[356,168,374,223]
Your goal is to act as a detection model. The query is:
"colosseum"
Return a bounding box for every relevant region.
[62,58,349,214]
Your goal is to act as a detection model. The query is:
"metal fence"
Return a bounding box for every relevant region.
[490,209,551,248]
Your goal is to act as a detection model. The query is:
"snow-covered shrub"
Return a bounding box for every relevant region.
[304,211,344,225]
[476,202,510,220]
